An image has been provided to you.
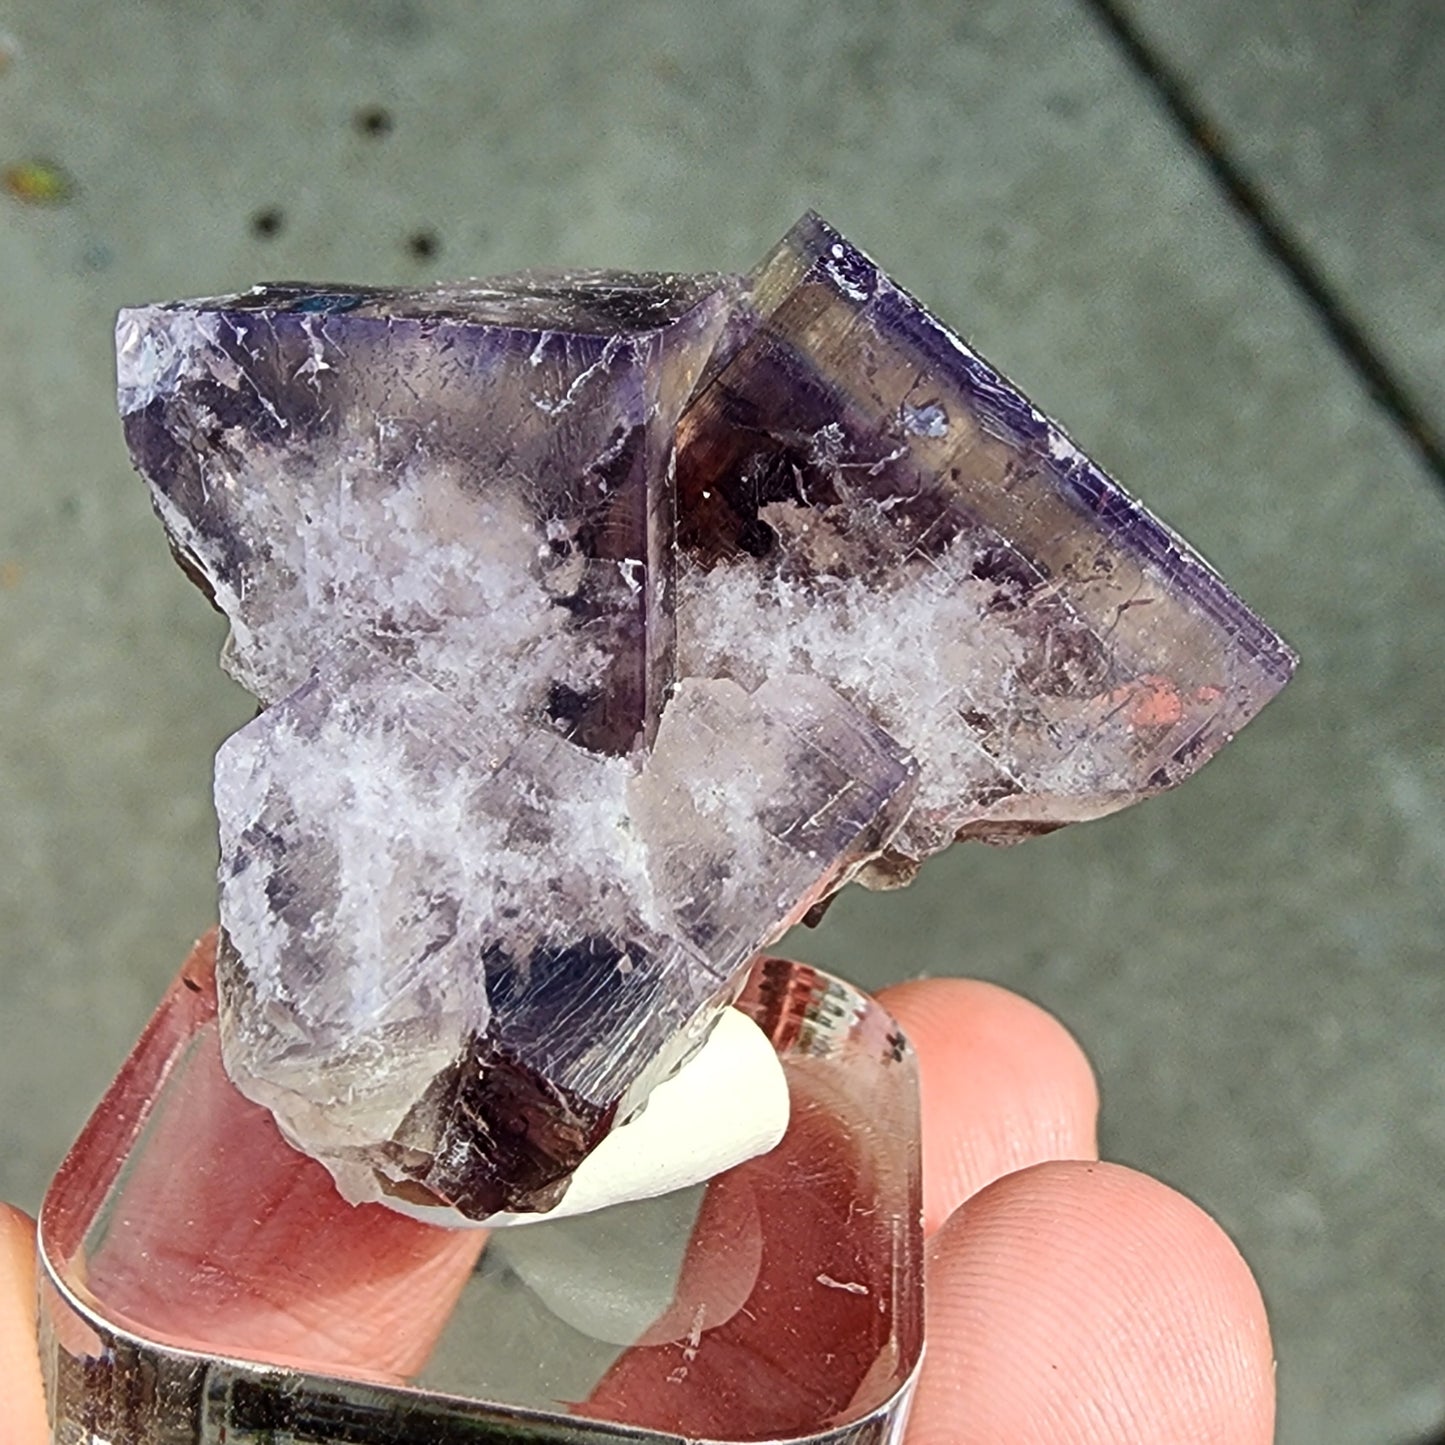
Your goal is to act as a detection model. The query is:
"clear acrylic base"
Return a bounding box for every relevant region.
[39,934,923,1443]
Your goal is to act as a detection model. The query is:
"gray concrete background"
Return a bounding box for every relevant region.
[0,2,1440,1440]
[1122,0,1445,446]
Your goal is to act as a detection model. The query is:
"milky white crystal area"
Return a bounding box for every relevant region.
[120,216,1294,1222]
[212,630,910,1217]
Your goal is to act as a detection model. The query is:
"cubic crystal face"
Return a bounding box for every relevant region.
[676,215,1296,868]
[119,215,1295,1219]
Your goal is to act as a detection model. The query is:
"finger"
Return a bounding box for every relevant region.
[876,978,1100,1232]
[0,1205,48,1445]
[907,1160,1275,1445]
[76,936,483,1383]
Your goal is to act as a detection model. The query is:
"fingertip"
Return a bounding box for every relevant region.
[908,1160,1275,1445]
[0,1201,35,1260]
[0,1204,36,1300]
[0,1204,48,1444]
[876,978,1100,1230]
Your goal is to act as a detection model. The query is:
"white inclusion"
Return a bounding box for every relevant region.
[281,450,555,675]
[325,724,453,1014]
[901,401,949,438]
[816,1274,869,1294]
[619,558,644,593]
[372,473,537,628]
[250,663,656,1017]
[1047,429,1087,467]
[533,334,624,416]
[293,316,332,382]
[116,307,234,414]
[864,443,910,475]
[679,556,1020,819]
[682,1304,706,1362]
[824,256,870,303]
[220,439,604,706]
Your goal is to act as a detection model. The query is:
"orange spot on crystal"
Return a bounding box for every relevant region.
[1113,674,1185,729]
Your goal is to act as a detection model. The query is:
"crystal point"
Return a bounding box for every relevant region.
[120,219,1293,1219]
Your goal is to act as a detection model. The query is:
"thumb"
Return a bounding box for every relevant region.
[0,1204,47,1445]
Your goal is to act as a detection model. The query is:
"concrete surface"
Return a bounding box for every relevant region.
[0,2,1440,1441]
[1120,0,1445,447]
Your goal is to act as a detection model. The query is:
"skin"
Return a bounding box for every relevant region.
[0,974,1275,1443]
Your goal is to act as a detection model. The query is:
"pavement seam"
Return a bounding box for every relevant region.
[1079,0,1445,490]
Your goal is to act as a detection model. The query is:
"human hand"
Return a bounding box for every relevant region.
[0,975,1274,1443]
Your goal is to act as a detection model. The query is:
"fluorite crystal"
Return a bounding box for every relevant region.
[118,215,1294,1219]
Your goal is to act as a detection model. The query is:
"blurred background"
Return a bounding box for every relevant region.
[0,2,1440,1440]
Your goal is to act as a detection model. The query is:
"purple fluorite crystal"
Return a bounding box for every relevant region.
[676,215,1295,870]
[118,216,1294,1218]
